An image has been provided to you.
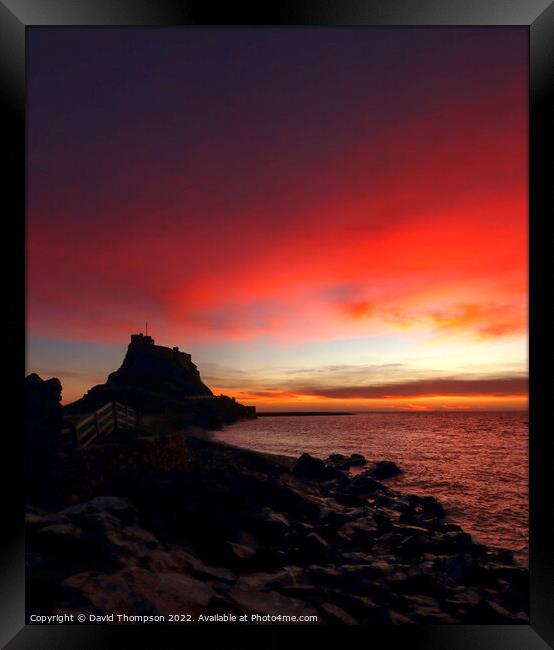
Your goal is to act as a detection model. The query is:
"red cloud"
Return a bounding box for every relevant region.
[27,31,527,349]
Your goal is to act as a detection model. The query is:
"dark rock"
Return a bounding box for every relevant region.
[341,552,379,565]
[341,564,388,585]
[306,565,344,586]
[487,566,529,592]
[397,533,434,558]
[227,542,257,562]
[347,472,390,496]
[349,453,367,467]
[373,513,394,532]
[301,532,332,560]
[247,508,291,542]
[494,549,515,565]
[64,567,216,616]
[292,453,337,481]
[409,495,446,518]
[405,595,457,624]
[320,602,358,624]
[26,511,71,531]
[36,523,83,549]
[338,518,378,546]
[390,571,444,597]
[326,453,347,466]
[62,496,137,526]
[324,593,391,624]
[389,610,414,624]
[325,452,367,470]
[237,567,305,592]
[180,551,237,584]
[225,587,319,620]
[442,585,481,612]
[468,598,517,624]
[435,555,479,584]
[25,374,64,494]
[25,375,63,443]
[318,510,351,528]
[433,531,474,553]
[373,495,398,508]
[369,460,402,480]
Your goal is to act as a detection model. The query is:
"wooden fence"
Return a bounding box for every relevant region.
[66,401,140,448]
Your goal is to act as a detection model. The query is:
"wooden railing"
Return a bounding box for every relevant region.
[66,401,140,448]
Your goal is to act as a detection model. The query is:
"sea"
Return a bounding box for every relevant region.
[216,411,528,565]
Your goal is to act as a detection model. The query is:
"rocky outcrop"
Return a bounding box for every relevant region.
[25,374,64,499]
[368,461,402,480]
[292,453,340,481]
[326,453,368,470]
[25,373,63,443]
[26,437,529,625]
[106,333,213,397]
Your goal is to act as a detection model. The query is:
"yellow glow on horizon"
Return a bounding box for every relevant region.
[211,387,528,412]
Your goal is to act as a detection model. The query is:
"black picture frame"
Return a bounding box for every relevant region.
[2,1,552,648]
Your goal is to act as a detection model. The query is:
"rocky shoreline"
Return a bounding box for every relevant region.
[26,432,528,625]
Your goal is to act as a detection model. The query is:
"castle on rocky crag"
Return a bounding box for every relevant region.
[106,332,214,397]
[64,333,256,423]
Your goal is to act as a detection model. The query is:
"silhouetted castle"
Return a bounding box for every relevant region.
[107,333,213,397]
[65,333,256,425]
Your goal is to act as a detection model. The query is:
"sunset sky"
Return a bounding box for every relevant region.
[27,27,528,410]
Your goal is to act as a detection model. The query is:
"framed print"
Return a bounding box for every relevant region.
[2,1,553,648]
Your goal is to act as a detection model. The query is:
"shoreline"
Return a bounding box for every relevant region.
[217,412,528,567]
[26,430,528,624]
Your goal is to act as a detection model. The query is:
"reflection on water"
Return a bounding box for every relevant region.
[217,412,528,565]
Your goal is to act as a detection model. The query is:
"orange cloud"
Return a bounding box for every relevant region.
[286,376,527,399]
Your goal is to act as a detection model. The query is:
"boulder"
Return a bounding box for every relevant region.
[224,587,319,620]
[347,471,390,496]
[62,496,137,526]
[320,602,358,624]
[409,495,446,518]
[25,374,64,491]
[36,523,83,549]
[292,453,335,480]
[434,555,479,583]
[349,453,367,467]
[236,567,305,592]
[369,461,402,480]
[293,532,333,563]
[416,531,475,556]
[304,532,331,555]
[324,593,391,624]
[325,453,367,470]
[178,550,237,584]
[326,453,347,467]
[468,598,516,624]
[248,508,290,541]
[64,567,216,616]
[227,542,257,562]
[26,510,71,530]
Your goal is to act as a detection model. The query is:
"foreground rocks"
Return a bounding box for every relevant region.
[26,439,528,625]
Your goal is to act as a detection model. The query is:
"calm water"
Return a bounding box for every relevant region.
[216,412,528,565]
